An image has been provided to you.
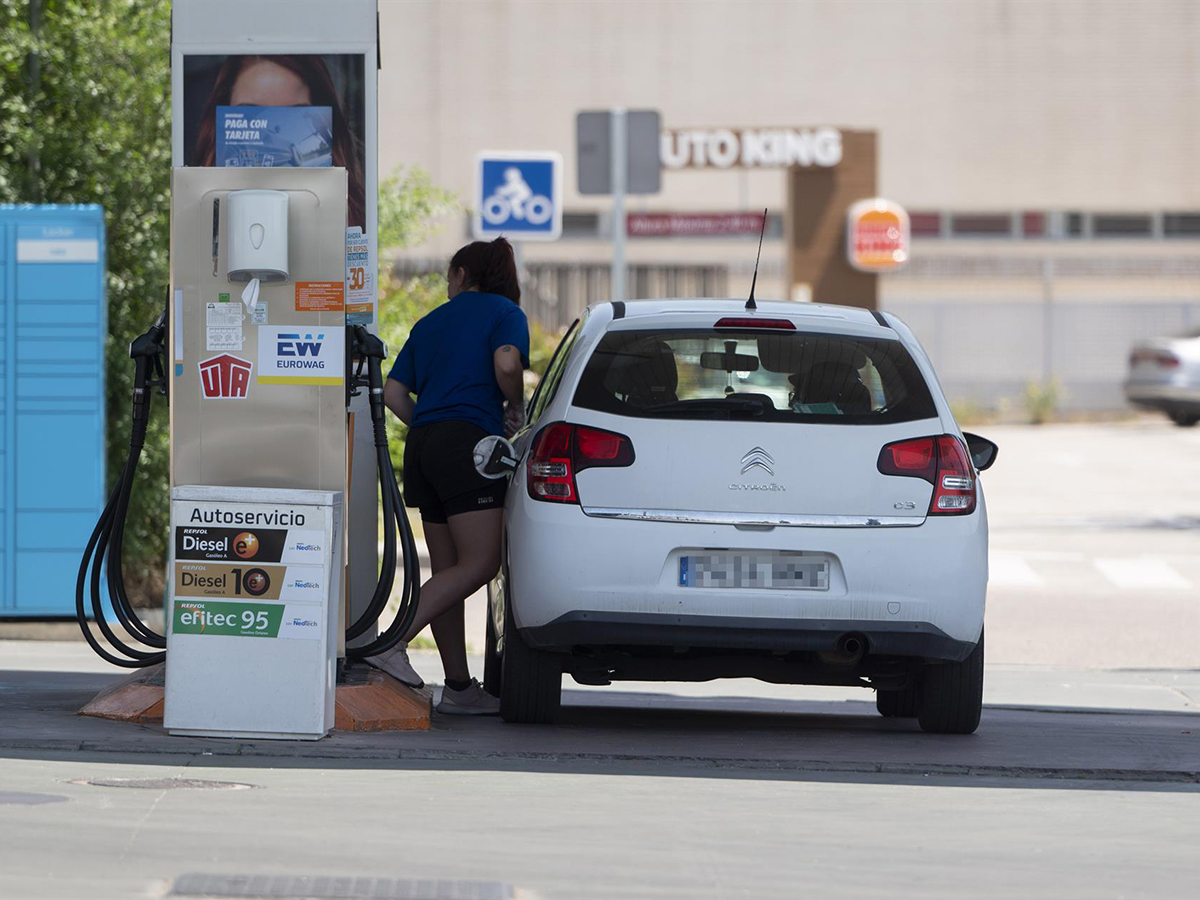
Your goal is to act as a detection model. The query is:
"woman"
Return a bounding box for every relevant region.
[368,238,528,715]
[191,54,366,230]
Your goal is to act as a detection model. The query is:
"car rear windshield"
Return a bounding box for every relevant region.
[572,328,938,424]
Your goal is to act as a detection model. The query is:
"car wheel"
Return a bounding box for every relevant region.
[498,565,562,725]
[1170,411,1200,427]
[917,629,984,734]
[483,584,502,697]
[876,681,919,718]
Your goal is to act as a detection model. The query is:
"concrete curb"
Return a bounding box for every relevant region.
[2,739,1196,784]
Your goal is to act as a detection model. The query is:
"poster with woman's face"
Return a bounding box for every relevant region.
[182,53,373,323]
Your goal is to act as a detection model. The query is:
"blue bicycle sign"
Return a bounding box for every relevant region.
[473,152,563,241]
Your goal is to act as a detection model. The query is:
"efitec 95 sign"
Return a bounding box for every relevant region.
[846,198,910,273]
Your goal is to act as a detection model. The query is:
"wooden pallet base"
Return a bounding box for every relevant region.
[78,663,431,732]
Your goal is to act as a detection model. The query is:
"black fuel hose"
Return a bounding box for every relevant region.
[345,326,421,659]
[75,314,168,667]
[77,317,421,668]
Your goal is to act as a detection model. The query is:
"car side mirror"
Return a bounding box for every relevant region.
[963,432,998,471]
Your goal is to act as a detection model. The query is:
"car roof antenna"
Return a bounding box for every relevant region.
[746,208,767,311]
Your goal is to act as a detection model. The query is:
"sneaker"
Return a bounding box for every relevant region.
[437,678,500,716]
[364,642,424,688]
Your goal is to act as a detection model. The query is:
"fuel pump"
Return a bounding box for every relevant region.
[75,167,422,737]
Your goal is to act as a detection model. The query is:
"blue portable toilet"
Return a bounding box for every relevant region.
[0,205,106,616]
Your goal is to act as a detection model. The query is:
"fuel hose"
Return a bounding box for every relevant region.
[344,326,421,659]
[74,312,169,667]
[76,316,421,668]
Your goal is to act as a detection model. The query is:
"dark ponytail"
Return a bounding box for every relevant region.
[449,238,521,305]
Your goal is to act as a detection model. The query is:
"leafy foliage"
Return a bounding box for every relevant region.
[0,0,564,605]
[1,0,172,602]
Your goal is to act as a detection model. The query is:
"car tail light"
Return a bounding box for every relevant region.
[1130,349,1180,369]
[878,435,976,515]
[714,317,796,330]
[527,423,635,504]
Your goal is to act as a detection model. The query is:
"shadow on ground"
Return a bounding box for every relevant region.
[1,669,1198,792]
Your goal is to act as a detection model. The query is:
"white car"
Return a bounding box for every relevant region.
[1124,330,1200,427]
[485,299,997,734]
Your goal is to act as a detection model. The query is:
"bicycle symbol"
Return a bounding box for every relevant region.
[481,166,553,226]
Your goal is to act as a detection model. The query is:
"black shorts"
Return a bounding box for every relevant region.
[403,420,508,524]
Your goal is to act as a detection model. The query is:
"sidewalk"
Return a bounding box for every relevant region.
[2,640,1197,783]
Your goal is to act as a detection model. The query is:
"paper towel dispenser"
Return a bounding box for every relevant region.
[227,189,289,283]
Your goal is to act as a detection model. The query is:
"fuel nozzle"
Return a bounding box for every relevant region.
[350,325,389,433]
[128,309,168,426]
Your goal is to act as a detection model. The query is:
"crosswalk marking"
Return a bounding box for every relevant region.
[1092,557,1192,591]
[988,552,1046,587]
[989,551,1196,592]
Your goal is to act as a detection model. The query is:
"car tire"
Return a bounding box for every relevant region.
[917,629,984,735]
[1170,411,1200,427]
[498,567,562,725]
[876,681,920,718]
[482,584,502,697]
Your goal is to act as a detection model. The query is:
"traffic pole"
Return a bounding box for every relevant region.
[610,107,627,302]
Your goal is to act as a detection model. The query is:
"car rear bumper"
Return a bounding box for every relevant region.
[505,488,988,647]
[1124,380,1200,408]
[521,611,977,662]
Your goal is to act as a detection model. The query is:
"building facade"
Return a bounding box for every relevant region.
[378,0,1200,409]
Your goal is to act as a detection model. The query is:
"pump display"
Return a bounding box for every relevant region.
[76,166,421,738]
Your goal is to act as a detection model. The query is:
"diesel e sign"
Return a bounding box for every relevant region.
[257,324,345,386]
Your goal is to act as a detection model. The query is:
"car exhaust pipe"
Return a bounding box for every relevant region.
[817,633,867,667]
[837,633,866,658]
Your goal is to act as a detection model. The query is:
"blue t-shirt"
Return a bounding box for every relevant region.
[388,291,530,435]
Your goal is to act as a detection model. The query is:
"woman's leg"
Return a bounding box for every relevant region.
[422,521,469,683]
[403,508,502,645]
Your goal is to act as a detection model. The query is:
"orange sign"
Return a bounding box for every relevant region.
[846,199,910,273]
[294,281,345,312]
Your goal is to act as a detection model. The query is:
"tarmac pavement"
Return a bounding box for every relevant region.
[1,643,1199,900]
[2,420,1200,898]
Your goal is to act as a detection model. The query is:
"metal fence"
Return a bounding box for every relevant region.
[520,263,728,331]
[888,299,1200,412]
[390,258,728,333]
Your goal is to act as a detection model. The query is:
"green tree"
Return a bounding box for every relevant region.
[1,0,171,603]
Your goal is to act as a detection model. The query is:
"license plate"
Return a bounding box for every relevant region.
[678,552,830,591]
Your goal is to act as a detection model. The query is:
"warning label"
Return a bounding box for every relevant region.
[295,281,345,312]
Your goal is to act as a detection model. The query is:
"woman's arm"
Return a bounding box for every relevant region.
[494,344,526,435]
[384,379,416,426]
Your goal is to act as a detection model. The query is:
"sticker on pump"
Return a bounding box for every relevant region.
[174,526,326,565]
[294,281,344,312]
[173,562,325,603]
[198,353,253,399]
[171,599,322,641]
[256,326,344,386]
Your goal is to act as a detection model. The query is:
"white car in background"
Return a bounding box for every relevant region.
[1124,329,1200,427]
[485,300,997,734]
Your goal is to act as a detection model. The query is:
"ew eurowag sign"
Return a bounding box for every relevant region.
[661,128,842,169]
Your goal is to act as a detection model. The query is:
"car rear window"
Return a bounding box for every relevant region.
[572,328,938,424]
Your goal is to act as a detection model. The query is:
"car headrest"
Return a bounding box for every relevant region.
[793,361,869,407]
[757,334,868,373]
[604,339,679,402]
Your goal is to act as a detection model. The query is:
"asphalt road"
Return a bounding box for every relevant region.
[980,419,1200,668]
[2,420,1199,899]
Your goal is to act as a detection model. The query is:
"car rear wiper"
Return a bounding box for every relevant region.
[642,398,766,418]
